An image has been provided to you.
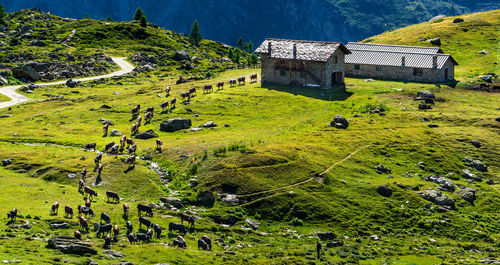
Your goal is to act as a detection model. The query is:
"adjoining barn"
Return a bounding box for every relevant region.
[255,38,351,89]
[345,42,458,83]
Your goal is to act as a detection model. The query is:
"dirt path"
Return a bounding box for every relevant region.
[0,57,135,110]
[235,145,370,206]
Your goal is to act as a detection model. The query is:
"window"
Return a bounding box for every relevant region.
[413,68,423,76]
[376,65,382,71]
[280,69,286,76]
[334,56,338,64]
[354,64,360,70]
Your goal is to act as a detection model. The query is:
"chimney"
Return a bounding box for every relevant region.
[432,55,438,69]
[293,43,297,59]
[268,42,272,56]
[401,56,406,67]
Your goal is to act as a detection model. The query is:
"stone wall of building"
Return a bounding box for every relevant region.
[345,58,455,83]
[325,49,345,88]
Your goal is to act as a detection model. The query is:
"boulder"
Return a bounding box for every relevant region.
[245,218,261,230]
[436,177,455,192]
[47,236,97,255]
[50,221,69,229]
[428,38,441,46]
[134,129,158,139]
[12,65,41,81]
[103,250,126,258]
[462,169,481,181]
[183,61,193,70]
[428,124,439,128]
[429,15,446,21]
[417,189,455,209]
[160,118,192,132]
[222,194,239,205]
[457,188,476,204]
[376,185,392,197]
[317,232,337,241]
[326,241,344,248]
[159,197,183,208]
[99,119,114,125]
[331,115,348,129]
[197,190,215,207]
[2,158,13,166]
[453,18,464,23]
[470,140,481,148]
[479,75,493,83]
[201,121,217,128]
[109,129,122,137]
[478,50,489,55]
[100,104,112,109]
[496,117,500,122]
[364,78,375,82]
[370,235,380,241]
[376,164,391,174]
[66,79,78,88]
[174,50,191,61]
[416,90,435,100]
[486,179,494,185]
[29,39,46,47]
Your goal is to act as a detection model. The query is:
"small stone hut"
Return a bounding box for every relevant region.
[255,38,351,89]
[345,42,458,83]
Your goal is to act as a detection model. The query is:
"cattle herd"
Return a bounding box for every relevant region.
[4,72,260,251]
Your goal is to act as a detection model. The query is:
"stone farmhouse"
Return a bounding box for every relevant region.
[255,38,351,89]
[344,42,458,83]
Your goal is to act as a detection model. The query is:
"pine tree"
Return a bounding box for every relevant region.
[238,37,244,48]
[189,20,202,46]
[247,40,254,53]
[140,16,148,27]
[134,7,145,21]
[106,16,113,22]
[228,48,234,61]
[0,4,6,25]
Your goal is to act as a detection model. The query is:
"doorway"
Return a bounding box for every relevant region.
[444,68,448,80]
[331,72,343,85]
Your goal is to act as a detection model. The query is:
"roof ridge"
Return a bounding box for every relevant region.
[347,49,451,56]
[347,42,440,50]
[266,38,342,45]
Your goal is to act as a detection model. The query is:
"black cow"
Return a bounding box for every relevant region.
[136,232,151,244]
[100,212,111,224]
[198,239,208,250]
[7,208,17,222]
[106,191,120,203]
[126,221,133,235]
[153,224,162,239]
[96,224,112,238]
[139,216,152,229]
[137,204,153,217]
[128,233,137,244]
[168,222,188,234]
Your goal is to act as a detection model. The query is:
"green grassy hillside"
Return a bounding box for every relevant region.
[363,9,500,81]
[0,9,498,265]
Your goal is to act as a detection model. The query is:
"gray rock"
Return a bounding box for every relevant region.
[462,169,481,181]
[418,37,427,42]
[436,177,455,192]
[29,39,46,47]
[429,15,446,21]
[470,159,487,172]
[103,250,126,258]
[428,124,439,128]
[317,232,336,241]
[457,187,476,204]
[134,129,158,139]
[201,121,217,128]
[0,114,12,118]
[364,78,375,82]
[66,79,78,88]
[370,235,380,241]
[479,75,493,82]
[417,189,455,209]
[428,38,441,46]
[376,185,392,197]
[173,50,191,61]
[0,76,7,85]
[486,179,495,185]
[99,119,114,125]
[478,50,489,55]
[223,251,236,255]
[453,18,464,23]
[245,218,261,230]
[47,236,97,255]
[12,65,41,81]
[331,115,348,129]
[470,140,481,148]
[376,164,391,174]
[222,194,239,205]
[67,173,77,179]
[326,241,344,248]
[189,127,203,132]
[416,90,435,99]
[159,197,183,208]
[160,118,192,132]
[109,129,122,137]
[50,222,69,229]
[1,158,13,166]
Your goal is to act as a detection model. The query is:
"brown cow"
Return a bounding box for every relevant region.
[123,203,130,217]
[80,167,87,179]
[78,179,85,191]
[113,225,119,240]
[189,87,196,96]
[131,123,138,135]
[50,202,59,215]
[165,86,171,95]
[131,104,140,114]
[78,215,89,232]
[216,82,224,90]
[203,84,213,94]
[106,191,120,203]
[180,212,195,229]
[103,124,109,136]
[238,76,246,85]
[64,205,74,219]
[96,163,103,177]
[85,199,91,208]
[229,79,237,87]
[103,234,111,249]
[84,186,98,200]
[170,97,176,107]
[145,111,153,123]
[120,135,127,149]
[160,101,169,112]
[128,144,137,155]
[250,74,258,83]
[74,230,82,240]
[104,141,115,152]
[125,155,136,166]
[137,204,153,217]
[156,139,163,151]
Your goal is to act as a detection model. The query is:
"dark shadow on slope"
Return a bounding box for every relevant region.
[261,83,353,101]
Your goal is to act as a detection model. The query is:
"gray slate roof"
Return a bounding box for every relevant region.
[255,38,351,62]
[346,42,443,54]
[345,42,457,69]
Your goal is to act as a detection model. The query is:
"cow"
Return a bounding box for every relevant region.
[203,84,213,94]
[50,202,59,215]
[139,216,152,229]
[84,142,96,150]
[128,144,137,156]
[128,233,137,244]
[125,155,136,167]
[78,215,89,232]
[168,222,188,234]
[144,111,153,123]
[103,124,109,136]
[123,203,130,218]
[97,224,112,238]
[238,76,246,85]
[146,229,153,240]
[181,91,190,101]
[78,205,95,218]
[80,167,87,179]
[173,235,186,248]
[104,141,115,153]
[84,186,98,200]
[229,79,237,87]
[106,191,120,203]
[165,86,171,95]
[198,238,208,250]
[7,208,17,222]
[100,212,111,224]
[96,163,103,177]
[120,135,127,150]
[160,101,169,112]
[64,205,74,219]
[85,199,91,208]
[136,232,150,244]
[216,82,224,90]
[250,74,258,83]
[103,234,111,249]
[94,152,102,165]
[74,230,82,240]
[202,235,212,250]
[153,223,162,239]
[78,179,85,192]
[131,104,140,114]
[146,106,154,114]
[126,221,133,235]
[189,87,196,96]
[156,139,163,151]
[126,138,134,147]
[137,204,153,217]
[109,144,119,155]
[136,115,142,125]
[113,225,119,240]
[131,123,139,135]
[180,212,195,229]
[170,97,176,107]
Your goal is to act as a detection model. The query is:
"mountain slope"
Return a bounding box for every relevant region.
[362,9,500,80]
[3,0,500,45]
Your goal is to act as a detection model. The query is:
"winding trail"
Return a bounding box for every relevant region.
[0,57,135,110]
[235,145,371,206]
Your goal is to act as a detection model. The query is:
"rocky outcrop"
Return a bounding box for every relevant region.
[376,185,392,197]
[12,65,41,81]
[46,236,97,255]
[457,187,476,204]
[159,197,183,208]
[160,118,191,132]
[173,50,191,61]
[331,115,348,129]
[134,129,158,139]
[418,189,455,209]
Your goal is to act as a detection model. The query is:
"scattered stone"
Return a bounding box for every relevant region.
[134,129,158,139]
[376,185,392,197]
[50,222,69,229]
[417,189,455,209]
[46,236,97,255]
[189,127,203,132]
[468,159,488,172]
[478,50,489,55]
[109,129,122,137]
[99,119,114,125]
[159,197,183,208]
[326,241,344,248]
[462,169,480,181]
[428,124,439,128]
[222,194,239,205]
[429,15,446,22]
[453,18,464,23]
[364,78,375,82]
[223,251,236,255]
[160,118,192,132]
[12,65,41,81]
[470,140,481,148]
[370,235,380,241]
[100,104,112,109]
[376,164,391,174]
[2,158,13,166]
[428,38,441,46]
[103,250,126,258]
[416,90,435,100]
[173,50,191,61]
[201,121,217,128]
[331,115,348,129]
[486,179,495,185]
[66,79,78,88]
[457,188,476,204]
[435,176,455,192]
[245,218,261,230]
[317,232,336,241]
[67,173,77,179]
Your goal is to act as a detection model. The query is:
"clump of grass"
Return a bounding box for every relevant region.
[289,217,304,226]
[357,103,387,113]
[213,146,227,157]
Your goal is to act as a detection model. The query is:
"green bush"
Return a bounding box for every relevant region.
[357,103,387,113]
[289,217,304,226]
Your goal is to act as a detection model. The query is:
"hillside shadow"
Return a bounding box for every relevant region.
[261,83,353,101]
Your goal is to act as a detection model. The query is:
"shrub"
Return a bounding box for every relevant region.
[188,162,198,175]
[357,103,387,113]
[290,217,304,226]
[213,146,227,157]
